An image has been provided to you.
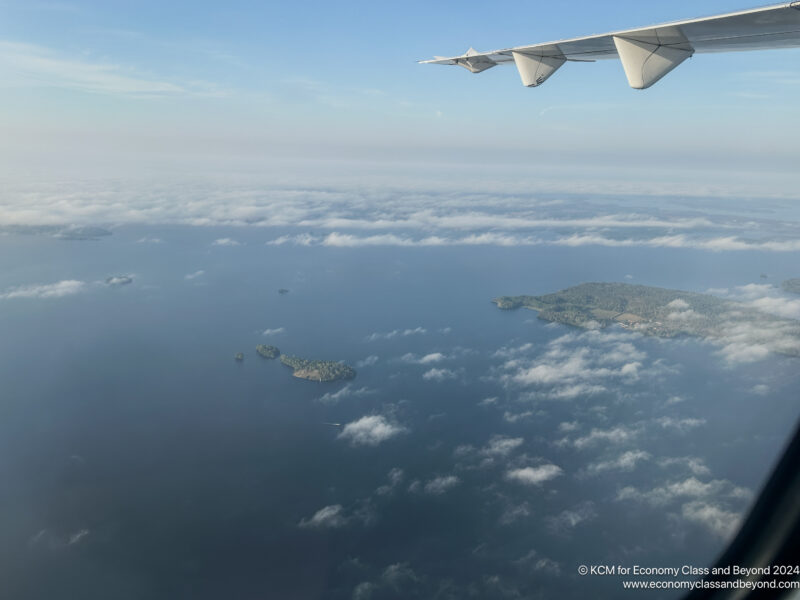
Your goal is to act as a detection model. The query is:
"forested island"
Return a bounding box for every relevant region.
[494,282,800,357]
[280,355,357,382]
[256,344,280,359]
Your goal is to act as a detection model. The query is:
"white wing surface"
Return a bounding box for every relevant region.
[420,3,800,88]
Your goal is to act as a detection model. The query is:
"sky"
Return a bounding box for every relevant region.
[0,0,798,177]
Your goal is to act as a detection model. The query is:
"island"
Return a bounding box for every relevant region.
[234,352,244,362]
[256,344,280,359]
[105,275,133,286]
[494,282,800,357]
[280,354,356,382]
[782,278,800,295]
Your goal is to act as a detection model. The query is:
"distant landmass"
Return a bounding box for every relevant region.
[494,282,800,357]
[280,354,356,382]
[278,288,290,295]
[782,279,800,295]
[256,344,280,359]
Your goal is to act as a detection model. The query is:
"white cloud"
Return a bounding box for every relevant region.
[0,279,85,299]
[338,415,406,447]
[317,384,373,405]
[211,237,241,246]
[401,352,446,364]
[682,501,741,539]
[356,355,379,367]
[505,464,563,486]
[376,468,405,495]
[184,270,205,280]
[546,503,597,532]
[298,504,347,529]
[423,475,460,495]
[261,327,285,336]
[136,237,163,244]
[572,425,641,450]
[422,368,456,382]
[587,450,651,474]
[654,416,706,433]
[365,327,426,342]
[658,457,711,477]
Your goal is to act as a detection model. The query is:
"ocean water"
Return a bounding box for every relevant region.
[0,225,798,599]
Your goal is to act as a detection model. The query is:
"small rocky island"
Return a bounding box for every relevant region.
[494,282,800,357]
[234,352,244,362]
[280,354,356,382]
[256,344,280,359]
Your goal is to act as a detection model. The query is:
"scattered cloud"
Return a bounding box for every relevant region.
[184,270,205,280]
[375,468,405,496]
[586,450,651,474]
[546,502,597,533]
[338,415,406,447]
[422,475,460,495]
[422,367,457,382]
[365,327,426,342]
[0,279,85,299]
[505,464,563,486]
[317,384,374,405]
[401,352,447,364]
[356,355,379,367]
[298,504,347,529]
[211,237,241,246]
[261,327,285,336]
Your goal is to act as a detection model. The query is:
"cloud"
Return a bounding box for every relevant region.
[298,504,347,529]
[136,237,163,243]
[423,475,460,495]
[546,503,597,532]
[337,415,406,447]
[356,355,379,367]
[658,457,711,477]
[500,330,650,399]
[211,237,241,246]
[654,416,706,433]
[401,352,447,364]
[616,476,750,507]
[421,368,456,382]
[505,464,563,486]
[317,384,373,405]
[0,40,216,97]
[572,425,642,450]
[0,279,85,299]
[365,327,426,342]
[586,450,651,474]
[261,327,285,336]
[375,468,405,495]
[267,232,800,253]
[184,270,205,280]
[681,501,742,539]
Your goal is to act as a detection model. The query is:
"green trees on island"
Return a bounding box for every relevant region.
[256,345,280,359]
[279,355,356,382]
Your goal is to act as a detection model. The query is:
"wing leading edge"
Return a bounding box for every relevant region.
[420,2,800,89]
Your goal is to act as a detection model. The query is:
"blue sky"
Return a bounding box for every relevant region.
[0,0,798,173]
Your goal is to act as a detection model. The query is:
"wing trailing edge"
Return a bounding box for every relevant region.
[420,2,800,89]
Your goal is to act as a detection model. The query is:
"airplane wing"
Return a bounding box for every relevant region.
[420,3,800,89]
